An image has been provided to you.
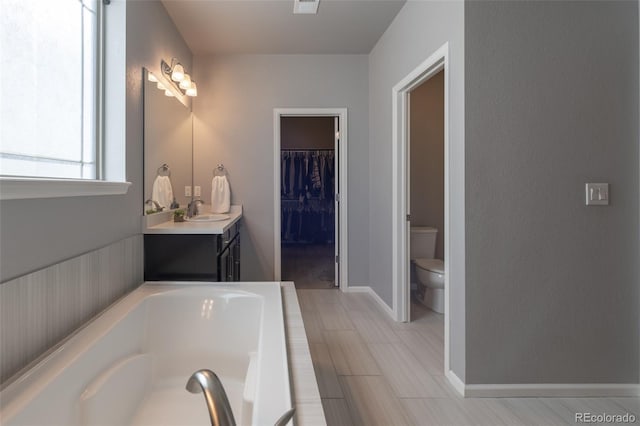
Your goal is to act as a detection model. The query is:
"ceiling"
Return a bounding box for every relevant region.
[161,0,406,55]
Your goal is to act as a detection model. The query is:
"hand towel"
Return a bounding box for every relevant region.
[152,175,173,209]
[211,175,231,213]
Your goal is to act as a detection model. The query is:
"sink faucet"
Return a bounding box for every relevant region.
[186,369,236,426]
[187,199,204,218]
[145,199,164,211]
[186,369,295,426]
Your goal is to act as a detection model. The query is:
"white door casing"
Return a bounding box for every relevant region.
[391,43,450,374]
[273,108,349,291]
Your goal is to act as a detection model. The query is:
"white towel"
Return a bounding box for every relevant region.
[152,175,173,209]
[211,175,230,213]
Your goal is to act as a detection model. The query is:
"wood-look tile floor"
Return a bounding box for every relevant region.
[283,244,336,289]
[297,289,639,426]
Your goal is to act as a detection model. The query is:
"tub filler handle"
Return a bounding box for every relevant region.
[186,368,296,426]
[274,408,296,426]
[186,369,236,426]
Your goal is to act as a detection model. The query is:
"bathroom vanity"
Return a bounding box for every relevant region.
[143,206,242,281]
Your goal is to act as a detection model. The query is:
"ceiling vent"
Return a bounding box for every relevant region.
[293,0,319,15]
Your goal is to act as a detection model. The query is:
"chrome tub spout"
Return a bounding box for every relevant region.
[186,369,236,426]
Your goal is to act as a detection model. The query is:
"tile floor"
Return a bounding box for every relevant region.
[297,288,640,426]
[282,244,336,289]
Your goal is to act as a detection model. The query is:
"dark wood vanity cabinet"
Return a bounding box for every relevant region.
[216,223,241,282]
[144,222,241,282]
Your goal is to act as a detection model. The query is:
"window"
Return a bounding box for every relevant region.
[0,0,102,180]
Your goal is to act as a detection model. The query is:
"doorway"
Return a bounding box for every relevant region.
[408,70,445,315]
[280,117,336,288]
[273,108,348,291]
[392,43,450,373]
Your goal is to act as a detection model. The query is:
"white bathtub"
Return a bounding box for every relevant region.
[0,282,292,426]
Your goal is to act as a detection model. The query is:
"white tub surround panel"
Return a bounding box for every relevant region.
[143,205,242,234]
[0,235,143,385]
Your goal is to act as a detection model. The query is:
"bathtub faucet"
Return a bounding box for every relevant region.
[186,369,236,426]
[186,369,296,426]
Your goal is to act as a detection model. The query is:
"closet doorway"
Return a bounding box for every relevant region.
[273,108,348,291]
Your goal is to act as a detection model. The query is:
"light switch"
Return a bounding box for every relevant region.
[585,183,609,205]
[194,186,201,197]
[185,186,192,197]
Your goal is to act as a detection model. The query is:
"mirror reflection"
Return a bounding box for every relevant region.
[143,68,192,214]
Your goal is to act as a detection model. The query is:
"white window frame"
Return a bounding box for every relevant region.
[0,0,130,200]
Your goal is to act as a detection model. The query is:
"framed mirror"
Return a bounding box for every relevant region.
[143,68,192,214]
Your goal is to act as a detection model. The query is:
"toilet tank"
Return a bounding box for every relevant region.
[410,227,437,260]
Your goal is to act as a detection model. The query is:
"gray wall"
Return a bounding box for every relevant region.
[465,0,639,384]
[0,1,192,282]
[410,70,445,260]
[368,1,466,379]
[192,54,369,283]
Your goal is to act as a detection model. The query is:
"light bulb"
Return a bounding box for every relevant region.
[164,89,174,97]
[171,63,185,82]
[148,73,158,82]
[186,81,198,97]
[179,74,192,90]
[157,82,165,90]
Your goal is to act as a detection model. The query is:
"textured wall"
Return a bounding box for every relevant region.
[192,54,369,284]
[368,1,466,378]
[410,70,445,260]
[465,0,639,384]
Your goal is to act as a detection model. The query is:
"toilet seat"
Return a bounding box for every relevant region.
[414,258,444,274]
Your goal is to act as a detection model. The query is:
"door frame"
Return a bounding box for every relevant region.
[273,108,349,291]
[391,43,450,371]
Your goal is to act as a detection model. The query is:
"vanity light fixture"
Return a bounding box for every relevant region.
[179,74,192,90]
[171,63,185,82]
[185,81,198,97]
[161,58,198,97]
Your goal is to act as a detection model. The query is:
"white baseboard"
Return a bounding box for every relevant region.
[344,285,395,320]
[445,370,466,397]
[464,383,640,398]
[443,372,640,398]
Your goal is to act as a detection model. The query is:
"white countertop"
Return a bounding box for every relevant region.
[143,205,242,235]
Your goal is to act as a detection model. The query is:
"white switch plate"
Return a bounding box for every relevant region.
[194,186,201,197]
[585,183,609,205]
[185,186,192,197]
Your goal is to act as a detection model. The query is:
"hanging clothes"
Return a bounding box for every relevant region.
[281,149,335,244]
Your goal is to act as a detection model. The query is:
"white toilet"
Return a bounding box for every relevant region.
[410,227,445,313]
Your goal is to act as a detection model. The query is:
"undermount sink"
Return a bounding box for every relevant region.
[185,214,230,222]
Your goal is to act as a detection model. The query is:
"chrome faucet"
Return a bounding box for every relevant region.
[186,369,236,426]
[187,199,204,218]
[145,199,164,211]
[186,369,296,426]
